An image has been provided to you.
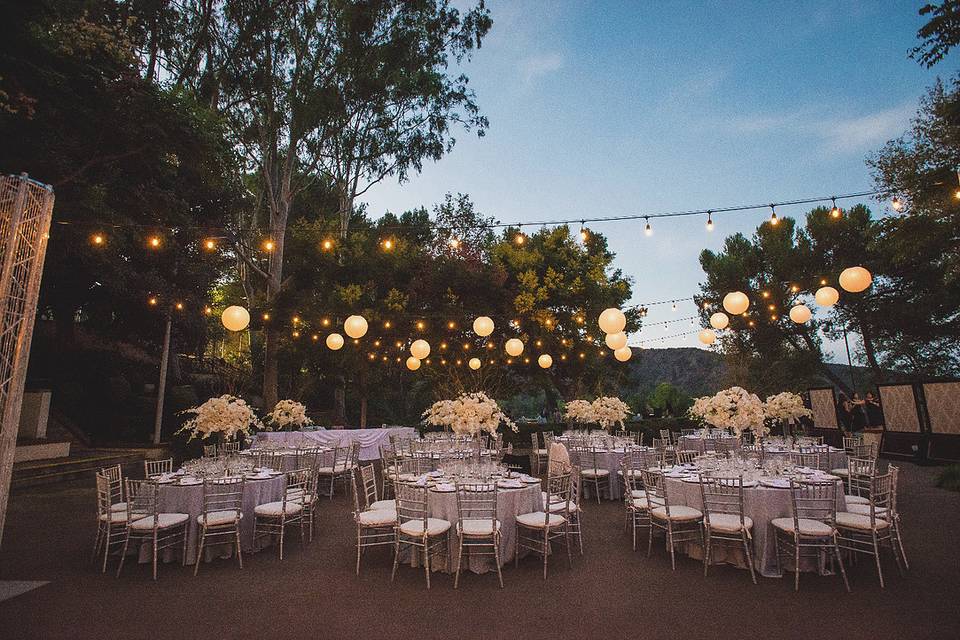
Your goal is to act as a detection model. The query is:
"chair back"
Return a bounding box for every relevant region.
[221,441,241,454]
[203,444,218,458]
[455,482,498,533]
[659,429,672,445]
[675,450,698,465]
[200,477,244,526]
[295,447,323,471]
[788,451,824,471]
[700,475,747,530]
[283,468,311,507]
[888,464,901,518]
[95,473,115,517]
[788,478,839,531]
[359,463,380,508]
[100,464,122,483]
[864,472,894,524]
[853,442,877,461]
[125,479,158,524]
[98,465,124,507]
[254,450,284,472]
[842,435,863,454]
[542,471,571,525]
[395,483,430,531]
[641,468,667,514]
[349,468,365,515]
[144,458,173,478]
[583,446,606,475]
[542,431,555,448]
[847,456,877,498]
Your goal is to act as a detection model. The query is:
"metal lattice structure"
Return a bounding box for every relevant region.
[0,174,54,547]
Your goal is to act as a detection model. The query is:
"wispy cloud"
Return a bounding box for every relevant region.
[518,52,563,85]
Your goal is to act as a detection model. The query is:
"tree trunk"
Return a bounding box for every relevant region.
[337,189,353,240]
[360,397,367,428]
[262,323,279,410]
[333,375,346,425]
[856,318,883,381]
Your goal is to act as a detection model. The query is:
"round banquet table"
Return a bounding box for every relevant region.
[678,436,740,452]
[664,476,848,578]
[573,447,654,501]
[135,475,286,565]
[764,447,847,471]
[400,482,543,574]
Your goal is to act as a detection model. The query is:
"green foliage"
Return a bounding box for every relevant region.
[646,382,692,418]
[935,464,960,492]
[911,1,960,68]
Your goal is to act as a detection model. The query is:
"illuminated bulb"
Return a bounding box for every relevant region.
[580,225,588,242]
[204,306,212,315]
[149,236,161,248]
[830,199,841,218]
[449,236,460,249]
[644,218,652,236]
[92,234,104,246]
[204,238,216,250]
[515,232,525,245]
[416,321,425,330]
[175,302,184,310]
[440,342,447,350]
[769,207,778,225]
[322,318,330,326]
[148,297,157,306]
[262,239,274,252]
[891,197,903,212]
[321,239,333,251]
[954,189,960,200]
[313,334,319,341]
[447,321,456,329]
[263,313,270,321]
[706,211,714,231]
[382,238,393,250]
[292,316,300,324]
[384,321,391,329]
[292,331,300,338]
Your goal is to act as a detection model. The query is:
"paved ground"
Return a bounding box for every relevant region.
[0,463,958,640]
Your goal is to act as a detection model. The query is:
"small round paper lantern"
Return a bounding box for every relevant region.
[722,292,750,315]
[789,304,812,324]
[405,356,421,371]
[538,354,553,369]
[698,328,717,345]
[410,339,431,360]
[472,316,495,337]
[598,307,626,334]
[221,306,250,332]
[614,346,632,362]
[709,312,729,330]
[344,315,368,339]
[839,266,872,293]
[814,286,840,307]
[468,357,481,370]
[325,333,344,350]
[604,331,628,350]
[505,338,524,357]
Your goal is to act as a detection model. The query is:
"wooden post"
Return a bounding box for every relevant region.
[152,311,172,445]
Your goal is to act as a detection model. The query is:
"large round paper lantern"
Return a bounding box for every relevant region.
[468,357,481,370]
[604,331,628,350]
[709,312,729,330]
[698,328,717,345]
[410,339,431,360]
[405,356,421,371]
[538,354,553,369]
[344,314,368,339]
[814,286,839,307]
[598,307,626,334]
[472,316,495,337]
[789,304,812,324]
[722,292,750,315]
[505,338,524,357]
[221,306,250,332]
[325,333,344,350]
[839,266,872,293]
[614,346,632,362]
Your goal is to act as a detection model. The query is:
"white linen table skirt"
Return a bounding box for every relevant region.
[257,427,416,461]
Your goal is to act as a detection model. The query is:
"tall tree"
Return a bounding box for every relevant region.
[911,1,960,67]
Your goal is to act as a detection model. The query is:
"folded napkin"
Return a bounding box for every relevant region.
[433,483,455,492]
[415,476,429,486]
[497,479,524,489]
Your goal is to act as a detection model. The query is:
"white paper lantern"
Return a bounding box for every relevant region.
[468,357,481,370]
[598,307,626,334]
[410,339,431,360]
[722,292,750,315]
[538,354,553,369]
[789,304,812,324]
[405,356,421,371]
[698,328,717,345]
[504,338,524,357]
[709,312,729,330]
[325,333,344,350]
[221,306,250,332]
[472,316,495,337]
[614,346,632,362]
[344,314,368,339]
[604,331,628,350]
[839,266,872,293]
[814,286,840,307]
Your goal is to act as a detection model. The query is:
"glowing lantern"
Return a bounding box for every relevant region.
[722,292,750,315]
[468,357,481,370]
[709,312,729,330]
[839,267,872,293]
[505,338,524,357]
[614,346,632,362]
[473,316,495,337]
[326,333,344,350]
[698,328,717,345]
[598,308,626,334]
[604,331,628,350]
[221,306,250,332]
[410,339,431,360]
[789,304,812,324]
[406,357,421,371]
[538,354,553,369]
[814,286,839,307]
[344,315,368,339]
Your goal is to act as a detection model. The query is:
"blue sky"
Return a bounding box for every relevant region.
[360,0,957,360]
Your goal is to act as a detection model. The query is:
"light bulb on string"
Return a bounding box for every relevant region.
[768,205,778,226]
[891,196,903,212]
[262,238,274,252]
[579,221,588,242]
[644,217,652,237]
[830,197,841,218]
[706,211,714,231]
[91,233,105,246]
[203,238,217,251]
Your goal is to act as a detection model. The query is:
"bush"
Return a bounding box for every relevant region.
[936,464,960,492]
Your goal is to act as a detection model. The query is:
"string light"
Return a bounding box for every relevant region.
[91,233,105,246]
[891,196,904,212]
[514,228,525,245]
[644,217,652,236]
[449,236,461,249]
[321,238,334,251]
[382,238,394,251]
[321,318,330,327]
[262,313,270,321]
[262,239,274,252]
[579,222,588,242]
[148,296,157,306]
[384,321,391,329]
[204,306,212,315]
[175,302,184,310]
[148,236,161,248]
[706,211,714,231]
[768,205,779,226]
[447,321,456,330]
[203,238,217,250]
[830,198,841,218]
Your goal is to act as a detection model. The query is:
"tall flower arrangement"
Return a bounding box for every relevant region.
[563,399,596,425]
[178,395,263,441]
[264,399,311,431]
[422,392,518,436]
[763,392,812,425]
[591,396,631,430]
[688,386,765,439]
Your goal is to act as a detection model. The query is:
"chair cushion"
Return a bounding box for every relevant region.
[580,469,610,478]
[540,491,565,505]
[547,500,578,514]
[369,499,395,511]
[99,511,131,523]
[845,503,889,517]
[315,466,337,474]
[536,448,549,456]
[706,513,753,533]
[830,468,849,477]
[630,496,649,510]
[836,511,890,530]
[844,494,870,505]
[630,489,645,499]
[458,518,501,536]
[358,509,396,527]
[618,469,642,478]
[771,517,834,537]
[110,502,128,513]
[650,505,702,522]
[129,513,189,530]
[254,501,303,517]
[399,517,451,537]
[516,511,566,528]
[197,510,242,527]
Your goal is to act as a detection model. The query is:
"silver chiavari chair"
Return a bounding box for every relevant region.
[253,450,284,472]
[658,429,674,448]
[847,464,909,571]
[454,482,502,588]
[561,465,584,554]
[621,458,650,551]
[253,468,309,560]
[515,469,573,580]
[143,458,173,478]
[641,468,703,570]
[580,446,610,503]
[836,471,905,588]
[116,479,189,580]
[99,464,127,513]
[359,463,395,511]
[844,457,877,505]
[203,444,218,458]
[530,432,548,477]
[675,450,699,465]
[350,468,396,575]
[220,441,241,455]
[194,477,245,575]
[93,472,130,573]
[787,451,823,472]
[391,483,451,589]
[381,444,400,499]
[832,442,876,485]
[772,478,849,592]
[699,475,756,584]
[317,446,347,498]
[714,439,735,457]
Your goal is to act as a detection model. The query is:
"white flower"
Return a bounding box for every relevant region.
[266,399,310,431]
[591,396,631,430]
[178,395,263,441]
[763,392,812,423]
[688,386,766,438]
[422,392,517,436]
[563,400,596,424]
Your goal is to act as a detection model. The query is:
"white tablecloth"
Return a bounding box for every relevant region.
[257,427,416,461]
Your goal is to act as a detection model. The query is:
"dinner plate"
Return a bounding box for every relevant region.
[521,477,541,484]
[497,480,524,489]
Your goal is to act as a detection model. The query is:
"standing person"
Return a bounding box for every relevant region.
[850,392,868,433]
[837,392,854,433]
[864,391,885,429]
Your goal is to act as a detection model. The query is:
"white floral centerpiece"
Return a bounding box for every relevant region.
[563,399,597,425]
[591,396,632,431]
[264,399,311,432]
[688,386,766,439]
[763,392,812,427]
[178,394,263,441]
[422,392,518,437]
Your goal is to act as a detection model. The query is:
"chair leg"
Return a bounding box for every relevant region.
[894,521,909,570]
[703,531,710,577]
[279,519,285,560]
[833,537,851,592]
[390,535,400,582]
[424,539,431,590]
[152,531,159,581]
[494,536,504,589]
[743,533,757,584]
[454,535,464,589]
[871,531,884,588]
[236,526,243,569]
[646,522,654,558]
[356,528,363,576]
[194,528,206,576]
[542,529,549,580]
[793,542,800,591]
[115,531,131,578]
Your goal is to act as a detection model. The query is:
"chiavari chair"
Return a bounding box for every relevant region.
[675,450,699,465]
[699,475,756,584]
[621,459,650,551]
[253,468,309,560]
[202,444,218,458]
[454,482,502,588]
[317,445,348,498]
[832,442,877,481]
[515,469,573,580]
[641,469,703,570]
[391,483,451,589]
[836,471,904,588]
[253,450,284,472]
[381,444,399,498]
[116,479,189,580]
[93,472,130,573]
[788,451,824,472]
[359,463,395,511]
[350,468,396,575]
[530,432,548,476]
[772,478,849,592]
[99,464,127,513]
[579,446,610,503]
[844,457,877,505]
[220,440,241,455]
[143,458,174,478]
[194,477,245,575]
[658,429,674,448]
[847,464,909,570]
